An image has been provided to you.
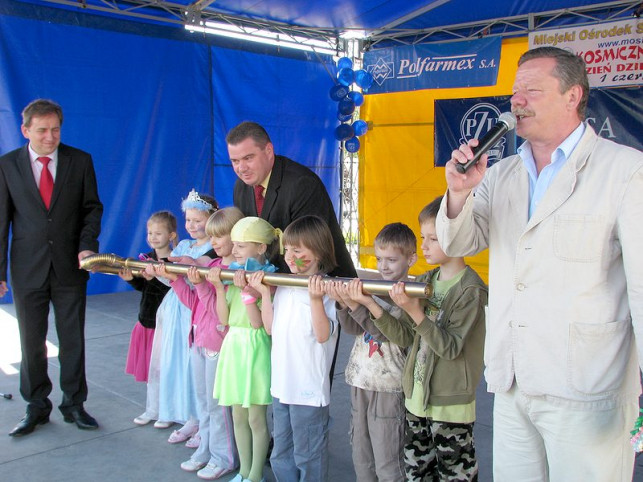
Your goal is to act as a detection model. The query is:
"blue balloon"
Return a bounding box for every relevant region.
[338,97,356,116]
[348,91,364,107]
[337,57,353,70]
[337,111,352,122]
[355,69,374,90]
[345,136,361,153]
[353,120,368,136]
[329,84,350,101]
[337,68,355,87]
[334,123,355,142]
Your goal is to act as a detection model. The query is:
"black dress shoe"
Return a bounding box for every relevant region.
[8,413,50,437]
[62,407,99,430]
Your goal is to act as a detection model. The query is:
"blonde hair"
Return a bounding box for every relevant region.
[374,222,417,257]
[206,207,245,238]
[282,216,336,274]
[418,195,443,226]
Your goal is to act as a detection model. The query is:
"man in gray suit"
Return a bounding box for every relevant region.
[0,99,103,436]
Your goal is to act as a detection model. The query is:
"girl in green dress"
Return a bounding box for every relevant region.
[208,217,280,482]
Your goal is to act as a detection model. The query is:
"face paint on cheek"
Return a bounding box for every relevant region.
[293,256,311,270]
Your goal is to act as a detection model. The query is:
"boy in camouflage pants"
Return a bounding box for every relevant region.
[376,196,487,481]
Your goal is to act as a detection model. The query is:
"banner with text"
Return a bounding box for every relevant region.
[363,37,501,94]
[434,97,516,168]
[434,88,643,167]
[528,19,642,88]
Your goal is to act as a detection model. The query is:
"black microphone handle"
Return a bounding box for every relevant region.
[455,122,510,174]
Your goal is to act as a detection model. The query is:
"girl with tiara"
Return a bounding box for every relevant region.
[156,207,244,479]
[208,217,280,482]
[247,215,338,481]
[149,189,217,446]
[117,211,177,426]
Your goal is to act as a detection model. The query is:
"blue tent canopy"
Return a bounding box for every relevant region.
[10,0,640,45]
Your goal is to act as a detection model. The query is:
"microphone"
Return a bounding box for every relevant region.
[455,112,517,174]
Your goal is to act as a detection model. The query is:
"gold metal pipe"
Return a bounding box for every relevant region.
[80,253,433,298]
[87,265,144,277]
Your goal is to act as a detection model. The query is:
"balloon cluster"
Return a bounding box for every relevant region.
[330,57,373,153]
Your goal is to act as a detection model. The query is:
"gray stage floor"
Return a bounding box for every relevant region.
[1,290,642,481]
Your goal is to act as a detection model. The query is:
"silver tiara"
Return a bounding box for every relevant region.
[181,189,214,212]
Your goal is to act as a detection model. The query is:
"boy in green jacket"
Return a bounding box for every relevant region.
[376,195,488,482]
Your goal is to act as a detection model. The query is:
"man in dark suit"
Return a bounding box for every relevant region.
[227,121,356,278]
[0,99,103,436]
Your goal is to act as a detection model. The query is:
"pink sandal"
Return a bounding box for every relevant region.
[185,432,201,448]
[168,429,190,443]
[167,423,199,444]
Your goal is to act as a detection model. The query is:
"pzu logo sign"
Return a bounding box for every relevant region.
[459,103,508,165]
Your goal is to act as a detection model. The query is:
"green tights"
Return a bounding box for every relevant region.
[232,404,269,482]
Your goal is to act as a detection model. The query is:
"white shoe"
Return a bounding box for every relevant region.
[180,458,207,472]
[133,413,154,425]
[153,420,174,429]
[196,464,233,480]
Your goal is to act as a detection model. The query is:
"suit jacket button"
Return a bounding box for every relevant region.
[48,240,53,245]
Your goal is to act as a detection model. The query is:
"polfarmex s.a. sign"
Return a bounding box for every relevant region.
[362,37,501,94]
[528,19,642,88]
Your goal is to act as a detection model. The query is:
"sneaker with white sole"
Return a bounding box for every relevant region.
[181,458,207,472]
[196,464,233,480]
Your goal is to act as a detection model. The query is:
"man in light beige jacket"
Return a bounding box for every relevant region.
[437,46,643,482]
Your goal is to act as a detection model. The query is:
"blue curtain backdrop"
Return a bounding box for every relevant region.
[0,2,339,303]
[211,48,341,208]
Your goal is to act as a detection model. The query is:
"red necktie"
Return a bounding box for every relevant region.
[38,156,54,209]
[254,185,264,216]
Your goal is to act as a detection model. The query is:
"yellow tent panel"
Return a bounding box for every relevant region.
[358,37,528,283]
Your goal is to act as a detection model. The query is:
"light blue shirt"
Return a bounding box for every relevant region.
[518,122,585,219]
